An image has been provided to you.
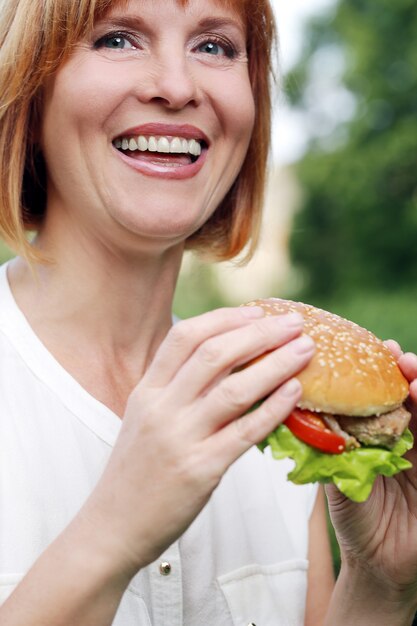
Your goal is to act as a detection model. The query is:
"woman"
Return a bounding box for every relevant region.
[0,0,417,624]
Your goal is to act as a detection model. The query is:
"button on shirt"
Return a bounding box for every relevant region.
[0,263,317,625]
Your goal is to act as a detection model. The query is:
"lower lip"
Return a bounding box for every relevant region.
[113,146,207,180]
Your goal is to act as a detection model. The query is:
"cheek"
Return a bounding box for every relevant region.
[41,58,125,145]
[236,88,255,151]
[217,70,255,148]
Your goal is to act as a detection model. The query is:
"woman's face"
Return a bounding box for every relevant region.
[40,0,255,252]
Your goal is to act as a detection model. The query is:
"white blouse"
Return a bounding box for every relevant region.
[0,263,318,625]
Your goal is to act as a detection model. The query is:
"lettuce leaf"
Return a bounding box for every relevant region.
[258,426,414,502]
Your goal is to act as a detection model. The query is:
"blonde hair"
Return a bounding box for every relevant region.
[0,0,276,262]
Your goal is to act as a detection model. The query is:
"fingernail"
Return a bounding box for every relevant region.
[291,335,315,354]
[279,378,301,397]
[240,305,265,319]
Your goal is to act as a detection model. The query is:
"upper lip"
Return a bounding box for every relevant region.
[113,123,210,145]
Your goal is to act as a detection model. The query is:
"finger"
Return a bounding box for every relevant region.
[384,339,403,359]
[404,375,417,434]
[196,333,315,437]
[169,313,304,403]
[406,379,417,420]
[398,352,417,383]
[145,306,265,386]
[206,376,302,470]
[325,483,348,509]
[409,379,417,401]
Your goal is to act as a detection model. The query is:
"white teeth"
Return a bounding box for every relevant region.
[148,137,158,152]
[157,137,170,153]
[188,139,201,157]
[170,137,183,153]
[115,134,204,157]
[138,136,148,151]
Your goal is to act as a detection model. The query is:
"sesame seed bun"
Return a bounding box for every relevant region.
[244,298,409,417]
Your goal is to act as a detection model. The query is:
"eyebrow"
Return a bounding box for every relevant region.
[194,16,245,36]
[95,14,245,38]
[95,15,148,31]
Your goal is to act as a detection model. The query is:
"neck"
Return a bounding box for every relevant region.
[8,234,185,415]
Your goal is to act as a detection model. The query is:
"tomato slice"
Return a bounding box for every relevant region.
[284,409,346,454]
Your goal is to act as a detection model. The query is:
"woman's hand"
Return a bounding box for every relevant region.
[326,342,417,615]
[82,307,315,578]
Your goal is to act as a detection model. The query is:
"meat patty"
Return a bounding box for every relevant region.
[336,406,411,449]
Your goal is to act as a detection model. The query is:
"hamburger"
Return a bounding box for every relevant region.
[244,298,413,502]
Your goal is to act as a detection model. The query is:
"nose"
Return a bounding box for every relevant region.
[137,49,202,110]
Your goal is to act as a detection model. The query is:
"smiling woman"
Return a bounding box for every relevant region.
[0,0,275,262]
[1,1,417,626]
[38,7,255,249]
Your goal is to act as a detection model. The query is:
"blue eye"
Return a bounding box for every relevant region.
[198,39,235,59]
[200,42,223,55]
[94,32,136,51]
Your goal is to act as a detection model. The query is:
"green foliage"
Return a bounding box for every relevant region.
[286,0,417,578]
[287,0,417,301]
[0,241,15,265]
[291,119,417,298]
[173,256,226,319]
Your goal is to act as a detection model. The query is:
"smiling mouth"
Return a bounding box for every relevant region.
[113,134,207,166]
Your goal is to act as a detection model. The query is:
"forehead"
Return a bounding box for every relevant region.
[100,0,247,24]
[175,0,245,14]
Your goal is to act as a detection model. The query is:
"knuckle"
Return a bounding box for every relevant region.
[178,448,221,490]
[268,348,288,372]
[196,338,224,367]
[167,319,193,347]
[218,378,250,413]
[233,412,259,445]
[234,400,279,445]
[253,317,276,341]
[257,399,278,424]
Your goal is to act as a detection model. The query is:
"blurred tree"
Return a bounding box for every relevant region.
[173,255,226,319]
[287,0,417,301]
[286,2,417,575]
[0,241,15,265]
